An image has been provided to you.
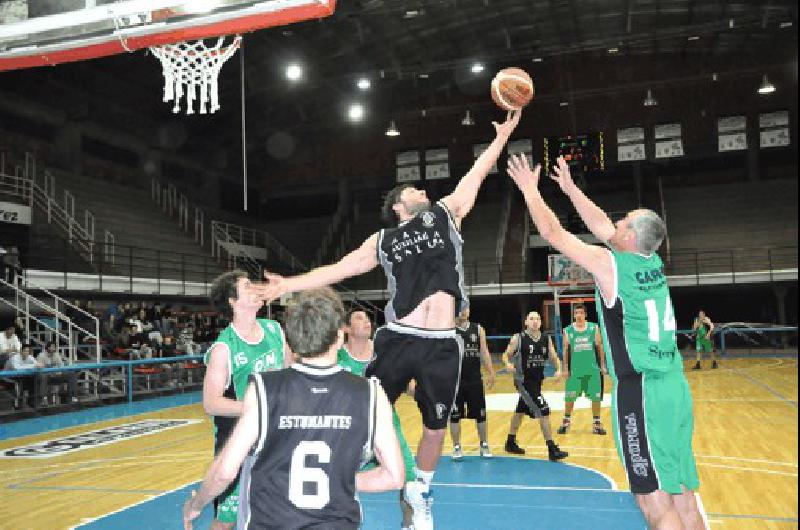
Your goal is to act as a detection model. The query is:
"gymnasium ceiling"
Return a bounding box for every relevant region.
[1,0,798,176]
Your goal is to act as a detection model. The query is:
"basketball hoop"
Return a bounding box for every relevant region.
[149,35,242,115]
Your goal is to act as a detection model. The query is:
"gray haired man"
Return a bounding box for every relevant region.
[507,154,706,530]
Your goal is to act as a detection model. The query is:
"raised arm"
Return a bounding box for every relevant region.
[507,154,614,301]
[203,343,243,417]
[441,110,521,222]
[184,384,259,529]
[478,326,496,389]
[501,333,519,373]
[549,156,615,243]
[356,383,404,492]
[262,233,379,302]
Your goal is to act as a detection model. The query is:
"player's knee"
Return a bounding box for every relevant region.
[477,409,487,423]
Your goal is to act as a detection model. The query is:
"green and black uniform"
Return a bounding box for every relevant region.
[695,319,714,353]
[596,250,699,495]
[205,319,285,523]
[564,322,603,403]
[336,346,416,483]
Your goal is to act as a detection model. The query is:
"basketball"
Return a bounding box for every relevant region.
[491,68,535,111]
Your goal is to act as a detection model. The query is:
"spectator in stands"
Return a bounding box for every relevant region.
[105,301,122,331]
[9,344,41,409]
[161,335,178,358]
[1,325,22,370]
[36,342,79,405]
[114,325,134,358]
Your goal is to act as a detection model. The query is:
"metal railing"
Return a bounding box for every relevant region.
[210,220,306,275]
[0,277,101,363]
[664,246,798,284]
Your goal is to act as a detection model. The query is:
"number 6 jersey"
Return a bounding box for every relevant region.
[237,363,378,530]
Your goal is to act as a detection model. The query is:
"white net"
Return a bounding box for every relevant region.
[149,35,242,115]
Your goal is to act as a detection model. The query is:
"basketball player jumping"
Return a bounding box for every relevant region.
[260,110,521,529]
[183,288,404,530]
[202,270,289,530]
[450,307,496,460]
[501,311,569,461]
[508,154,705,529]
[557,303,608,436]
[337,308,417,530]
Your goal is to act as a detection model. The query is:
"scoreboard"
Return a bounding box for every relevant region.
[543,133,604,182]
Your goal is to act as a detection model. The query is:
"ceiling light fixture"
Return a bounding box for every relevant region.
[285,63,303,81]
[471,62,485,74]
[643,89,658,107]
[758,74,776,95]
[687,35,700,41]
[779,21,793,29]
[357,78,371,90]
[386,120,400,137]
[348,104,365,122]
[607,47,620,54]
[559,101,569,108]
[462,110,475,126]
[532,57,543,63]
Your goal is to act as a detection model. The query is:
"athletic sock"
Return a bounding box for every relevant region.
[563,414,572,424]
[414,468,434,490]
[593,416,601,424]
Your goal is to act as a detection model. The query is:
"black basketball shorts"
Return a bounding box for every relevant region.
[367,322,463,430]
[450,379,487,423]
[514,377,550,418]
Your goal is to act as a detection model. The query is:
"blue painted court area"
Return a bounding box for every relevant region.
[76,457,646,530]
[0,392,202,440]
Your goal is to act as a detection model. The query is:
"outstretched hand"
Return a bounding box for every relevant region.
[507,153,542,193]
[257,271,288,304]
[493,109,522,138]
[549,156,577,194]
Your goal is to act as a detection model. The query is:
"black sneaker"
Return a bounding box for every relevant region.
[504,440,525,455]
[592,424,607,435]
[692,362,702,370]
[557,422,570,435]
[712,361,719,369]
[548,444,569,461]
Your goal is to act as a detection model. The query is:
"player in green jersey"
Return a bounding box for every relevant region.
[558,303,608,435]
[337,308,418,530]
[509,154,705,530]
[692,310,717,370]
[203,270,289,529]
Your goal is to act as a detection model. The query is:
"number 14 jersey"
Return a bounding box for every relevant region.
[596,249,683,377]
[237,363,378,530]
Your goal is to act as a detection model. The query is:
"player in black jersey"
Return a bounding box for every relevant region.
[261,111,520,529]
[501,311,568,461]
[450,308,495,460]
[183,288,404,530]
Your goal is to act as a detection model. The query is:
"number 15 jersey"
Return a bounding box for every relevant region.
[237,363,378,530]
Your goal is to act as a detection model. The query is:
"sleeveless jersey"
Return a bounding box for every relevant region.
[565,322,600,376]
[513,331,549,382]
[456,322,483,383]
[237,364,376,530]
[205,319,285,448]
[596,250,682,378]
[695,320,712,344]
[377,200,468,322]
[336,346,371,377]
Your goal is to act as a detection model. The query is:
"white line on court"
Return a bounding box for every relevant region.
[433,482,625,493]
[68,479,200,529]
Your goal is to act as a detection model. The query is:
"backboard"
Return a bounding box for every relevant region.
[547,253,595,288]
[0,0,337,72]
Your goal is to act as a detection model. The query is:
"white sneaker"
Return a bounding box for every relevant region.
[479,442,493,458]
[451,444,463,460]
[404,481,434,530]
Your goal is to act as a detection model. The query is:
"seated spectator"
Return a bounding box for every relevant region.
[36,342,79,405]
[131,341,155,361]
[0,325,22,369]
[160,335,177,358]
[9,344,41,409]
